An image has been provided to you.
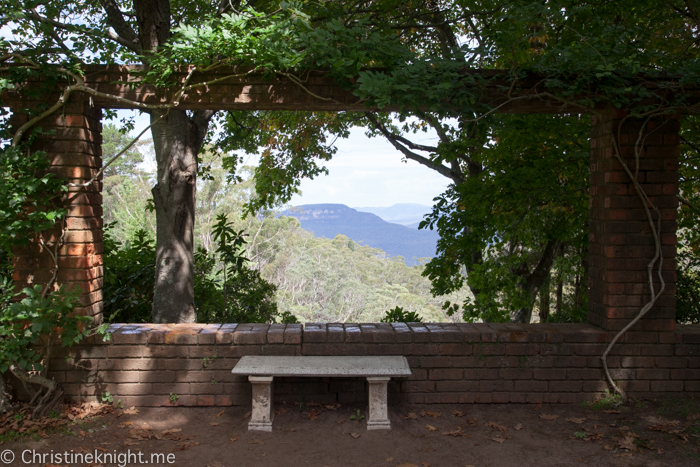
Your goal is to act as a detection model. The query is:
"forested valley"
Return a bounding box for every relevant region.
[101,123,471,324]
[100,115,700,326]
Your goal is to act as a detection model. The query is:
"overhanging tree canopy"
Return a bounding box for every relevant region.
[1,0,699,326]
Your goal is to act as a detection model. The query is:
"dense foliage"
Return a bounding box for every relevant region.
[677,115,700,323]
[103,218,282,324]
[2,0,699,329]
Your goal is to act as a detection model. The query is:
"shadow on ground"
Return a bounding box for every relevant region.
[2,397,700,467]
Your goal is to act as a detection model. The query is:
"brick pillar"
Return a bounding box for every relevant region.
[9,95,104,321]
[588,110,679,331]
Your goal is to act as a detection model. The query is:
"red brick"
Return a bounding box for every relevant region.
[435,380,478,392]
[403,344,439,355]
[506,343,539,355]
[107,346,143,358]
[671,369,700,380]
[474,344,505,356]
[548,381,582,392]
[533,369,566,380]
[463,369,499,380]
[650,381,684,392]
[636,369,670,380]
[402,381,436,392]
[429,369,463,380]
[438,343,473,355]
[419,356,452,368]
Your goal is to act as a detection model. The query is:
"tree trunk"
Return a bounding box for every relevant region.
[150,109,213,323]
[539,276,550,323]
[555,277,563,316]
[512,239,561,323]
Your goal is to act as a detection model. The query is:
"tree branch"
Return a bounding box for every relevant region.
[679,194,700,212]
[364,112,458,181]
[24,11,141,53]
[99,0,140,49]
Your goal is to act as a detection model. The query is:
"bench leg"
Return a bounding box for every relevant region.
[366,376,391,430]
[248,376,274,432]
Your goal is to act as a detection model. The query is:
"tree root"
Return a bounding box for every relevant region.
[9,365,64,418]
[0,373,17,414]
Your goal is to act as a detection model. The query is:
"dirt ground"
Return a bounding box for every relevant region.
[2,397,700,467]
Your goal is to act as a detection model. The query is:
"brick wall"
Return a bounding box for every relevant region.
[9,323,695,407]
[588,110,679,332]
[9,96,104,319]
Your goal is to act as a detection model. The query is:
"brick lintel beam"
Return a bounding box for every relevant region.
[6,65,699,113]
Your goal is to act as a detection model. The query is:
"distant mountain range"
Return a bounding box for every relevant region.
[280,204,438,265]
[353,203,432,228]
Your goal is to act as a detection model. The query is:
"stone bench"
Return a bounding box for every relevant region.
[231,355,411,431]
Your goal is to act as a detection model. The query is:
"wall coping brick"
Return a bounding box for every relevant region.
[99,322,700,346]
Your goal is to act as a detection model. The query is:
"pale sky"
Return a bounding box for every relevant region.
[117,111,450,208]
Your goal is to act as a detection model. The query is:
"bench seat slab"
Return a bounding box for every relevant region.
[232,356,411,377]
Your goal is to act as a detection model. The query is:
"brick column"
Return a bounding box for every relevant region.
[588,110,679,331]
[9,95,104,321]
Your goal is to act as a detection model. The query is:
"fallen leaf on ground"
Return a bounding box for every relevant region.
[309,409,321,420]
[452,410,466,417]
[603,444,615,451]
[229,435,240,443]
[422,463,431,467]
[484,422,508,433]
[216,411,224,418]
[122,407,139,415]
[122,439,139,446]
[168,434,196,442]
[648,421,681,433]
[420,411,441,418]
[209,422,219,426]
[618,434,637,451]
[161,428,182,435]
[465,418,478,427]
[350,432,361,439]
[442,427,471,438]
[283,428,296,432]
[513,423,523,431]
[337,418,346,424]
[534,403,542,411]
[396,464,419,467]
[603,410,621,414]
[325,403,341,410]
[386,457,394,462]
[249,439,264,445]
[491,437,506,443]
[539,414,559,420]
[426,425,437,432]
[276,406,288,415]
[243,411,252,419]
[404,413,419,420]
[174,441,199,451]
[566,417,586,424]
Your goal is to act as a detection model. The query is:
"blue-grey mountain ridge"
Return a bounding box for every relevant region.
[280,204,438,266]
